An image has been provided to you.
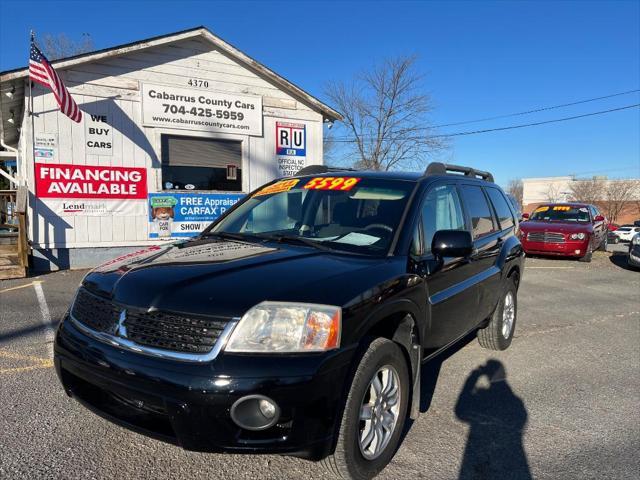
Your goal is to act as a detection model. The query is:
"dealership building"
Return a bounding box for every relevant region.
[0,27,341,271]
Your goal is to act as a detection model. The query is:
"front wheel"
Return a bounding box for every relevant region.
[321,338,410,479]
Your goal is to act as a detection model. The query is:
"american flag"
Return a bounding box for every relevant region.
[29,41,82,123]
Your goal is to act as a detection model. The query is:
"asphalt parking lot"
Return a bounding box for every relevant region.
[1,245,638,480]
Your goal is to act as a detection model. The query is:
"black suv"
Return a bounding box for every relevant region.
[54,163,524,479]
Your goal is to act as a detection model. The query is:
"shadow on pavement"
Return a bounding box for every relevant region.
[0,321,60,345]
[609,250,637,271]
[455,359,531,480]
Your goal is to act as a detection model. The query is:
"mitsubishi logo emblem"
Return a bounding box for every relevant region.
[115,310,128,338]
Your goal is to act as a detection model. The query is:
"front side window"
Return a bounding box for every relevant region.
[486,187,515,230]
[161,135,242,191]
[416,184,466,254]
[210,177,415,255]
[460,185,498,239]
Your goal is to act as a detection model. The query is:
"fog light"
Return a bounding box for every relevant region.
[575,249,581,254]
[230,395,280,431]
[259,399,276,419]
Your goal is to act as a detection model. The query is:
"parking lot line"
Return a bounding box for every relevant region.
[0,349,53,375]
[526,266,575,269]
[33,281,55,356]
[0,281,40,294]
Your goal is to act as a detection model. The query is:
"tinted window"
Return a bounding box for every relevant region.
[460,185,497,239]
[418,185,466,254]
[486,188,515,230]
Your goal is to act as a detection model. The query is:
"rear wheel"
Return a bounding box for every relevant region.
[478,278,517,350]
[321,338,409,479]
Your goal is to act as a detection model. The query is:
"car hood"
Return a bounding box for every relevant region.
[81,238,400,317]
[520,220,592,233]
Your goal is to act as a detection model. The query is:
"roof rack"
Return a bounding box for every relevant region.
[294,165,357,176]
[424,162,494,183]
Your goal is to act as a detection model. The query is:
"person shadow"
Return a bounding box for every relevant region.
[455,359,532,480]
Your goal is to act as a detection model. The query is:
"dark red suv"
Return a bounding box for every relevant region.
[520,203,608,262]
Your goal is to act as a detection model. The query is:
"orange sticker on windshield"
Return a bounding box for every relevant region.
[534,206,549,212]
[304,177,361,191]
[254,179,299,197]
[553,206,571,211]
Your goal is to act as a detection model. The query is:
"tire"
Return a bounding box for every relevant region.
[598,234,608,252]
[579,249,592,262]
[321,338,410,480]
[478,278,517,351]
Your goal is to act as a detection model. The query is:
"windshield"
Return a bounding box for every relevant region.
[529,205,590,223]
[207,176,416,255]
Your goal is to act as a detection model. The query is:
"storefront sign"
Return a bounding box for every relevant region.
[34,134,57,162]
[141,83,263,136]
[35,164,148,199]
[85,113,113,155]
[148,192,244,239]
[276,121,306,177]
[39,198,147,217]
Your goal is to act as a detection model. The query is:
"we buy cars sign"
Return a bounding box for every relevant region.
[35,164,147,199]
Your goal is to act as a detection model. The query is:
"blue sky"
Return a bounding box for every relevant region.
[1,0,638,186]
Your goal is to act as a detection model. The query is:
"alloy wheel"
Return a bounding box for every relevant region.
[358,365,401,460]
[502,291,515,339]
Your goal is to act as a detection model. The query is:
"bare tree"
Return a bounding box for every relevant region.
[544,184,564,203]
[325,55,446,171]
[41,33,94,60]
[507,179,523,208]
[568,178,605,204]
[603,180,639,223]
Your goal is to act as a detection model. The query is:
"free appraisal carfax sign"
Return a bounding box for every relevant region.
[35,164,148,199]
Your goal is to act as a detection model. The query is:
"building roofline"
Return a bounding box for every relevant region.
[0,26,342,122]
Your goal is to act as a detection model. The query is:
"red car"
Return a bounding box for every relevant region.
[520,203,608,262]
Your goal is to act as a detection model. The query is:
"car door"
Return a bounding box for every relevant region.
[590,205,605,246]
[410,182,478,350]
[458,184,503,322]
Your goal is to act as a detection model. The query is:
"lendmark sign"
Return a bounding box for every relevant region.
[35,164,148,199]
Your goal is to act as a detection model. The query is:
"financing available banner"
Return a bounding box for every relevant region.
[148,192,244,239]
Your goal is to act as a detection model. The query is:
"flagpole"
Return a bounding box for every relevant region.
[28,30,36,188]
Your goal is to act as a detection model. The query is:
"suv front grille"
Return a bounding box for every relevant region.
[70,288,230,354]
[527,232,565,243]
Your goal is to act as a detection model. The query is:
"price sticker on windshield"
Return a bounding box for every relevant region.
[254,179,300,197]
[304,177,361,191]
[553,206,571,211]
[534,206,549,213]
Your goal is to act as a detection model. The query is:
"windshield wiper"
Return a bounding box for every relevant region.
[201,231,261,242]
[256,234,335,252]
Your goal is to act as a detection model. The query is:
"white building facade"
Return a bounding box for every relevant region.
[0,27,341,270]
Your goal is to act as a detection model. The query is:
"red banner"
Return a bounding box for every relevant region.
[35,164,148,199]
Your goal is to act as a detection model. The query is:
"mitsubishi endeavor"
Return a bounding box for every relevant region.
[54,162,525,479]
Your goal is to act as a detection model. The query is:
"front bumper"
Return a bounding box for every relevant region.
[521,239,589,257]
[54,315,356,459]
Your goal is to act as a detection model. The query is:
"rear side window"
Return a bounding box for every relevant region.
[460,185,497,239]
[486,188,515,230]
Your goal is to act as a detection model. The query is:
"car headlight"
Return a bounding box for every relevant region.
[632,235,640,245]
[570,233,586,240]
[225,302,341,353]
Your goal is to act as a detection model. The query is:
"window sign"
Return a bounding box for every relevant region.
[148,192,244,239]
[227,164,238,180]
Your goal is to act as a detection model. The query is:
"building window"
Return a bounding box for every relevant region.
[161,135,242,191]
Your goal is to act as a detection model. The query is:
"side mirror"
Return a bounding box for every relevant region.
[521,212,530,220]
[594,215,605,222]
[432,230,473,258]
